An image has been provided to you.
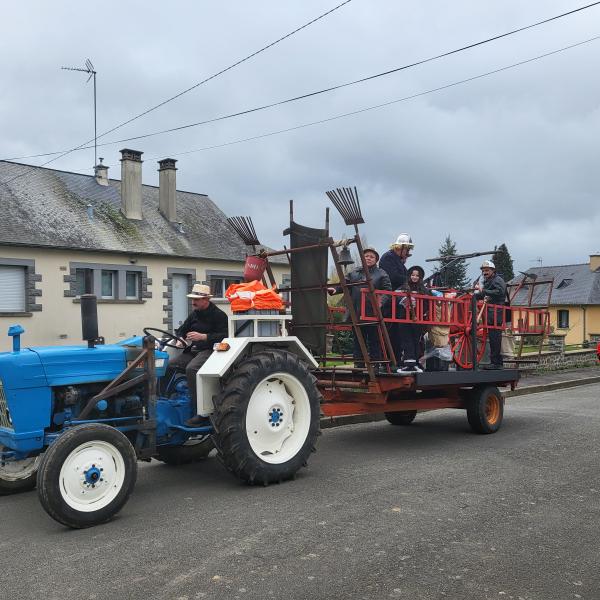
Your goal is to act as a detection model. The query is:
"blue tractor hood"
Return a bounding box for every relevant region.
[28,344,128,387]
[0,339,169,390]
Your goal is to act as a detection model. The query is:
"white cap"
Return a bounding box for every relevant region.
[481,260,495,270]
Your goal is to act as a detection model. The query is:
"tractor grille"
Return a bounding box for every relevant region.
[0,381,12,430]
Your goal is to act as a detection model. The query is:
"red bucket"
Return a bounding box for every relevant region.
[243,255,267,282]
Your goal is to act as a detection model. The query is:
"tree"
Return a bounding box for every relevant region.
[434,235,469,289]
[493,243,515,281]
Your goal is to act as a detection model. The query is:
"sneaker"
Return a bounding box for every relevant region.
[413,365,424,373]
[396,364,417,374]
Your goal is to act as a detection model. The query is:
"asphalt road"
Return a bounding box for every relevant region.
[2,384,599,600]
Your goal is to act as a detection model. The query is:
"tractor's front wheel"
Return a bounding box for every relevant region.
[0,446,40,495]
[37,424,137,528]
[211,350,321,485]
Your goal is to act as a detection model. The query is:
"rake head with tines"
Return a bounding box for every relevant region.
[227,216,261,247]
[325,187,364,225]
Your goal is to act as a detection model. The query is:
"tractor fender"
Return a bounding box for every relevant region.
[196,336,317,417]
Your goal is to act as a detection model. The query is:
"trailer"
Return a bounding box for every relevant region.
[229,186,549,436]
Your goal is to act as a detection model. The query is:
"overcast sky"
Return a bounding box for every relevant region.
[1,1,599,278]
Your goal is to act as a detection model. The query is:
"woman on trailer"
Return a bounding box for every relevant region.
[396,265,433,374]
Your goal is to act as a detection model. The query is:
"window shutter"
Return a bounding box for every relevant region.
[0,266,26,311]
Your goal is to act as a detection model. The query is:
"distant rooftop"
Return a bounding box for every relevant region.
[510,262,600,306]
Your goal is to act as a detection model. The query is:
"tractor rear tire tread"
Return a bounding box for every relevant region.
[211,350,321,486]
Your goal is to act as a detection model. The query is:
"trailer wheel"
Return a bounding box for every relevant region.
[156,436,215,465]
[384,410,417,426]
[466,386,504,434]
[211,350,321,485]
[0,446,40,495]
[37,424,137,529]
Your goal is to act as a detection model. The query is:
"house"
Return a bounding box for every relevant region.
[0,150,288,352]
[510,256,600,345]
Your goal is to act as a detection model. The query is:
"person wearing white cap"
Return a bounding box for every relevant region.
[474,260,506,370]
[167,283,228,425]
[379,233,414,368]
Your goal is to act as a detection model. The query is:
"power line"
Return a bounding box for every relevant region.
[0,0,353,171]
[143,36,600,159]
[5,35,598,179]
[4,1,599,167]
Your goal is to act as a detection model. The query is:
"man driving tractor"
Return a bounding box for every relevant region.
[167,283,228,426]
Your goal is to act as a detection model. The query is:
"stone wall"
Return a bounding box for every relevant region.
[507,348,598,371]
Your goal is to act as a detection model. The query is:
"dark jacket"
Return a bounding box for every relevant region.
[335,265,392,320]
[474,273,507,326]
[175,302,228,353]
[379,249,408,291]
[397,280,433,320]
[474,273,506,305]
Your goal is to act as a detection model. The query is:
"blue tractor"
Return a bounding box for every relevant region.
[0,295,321,528]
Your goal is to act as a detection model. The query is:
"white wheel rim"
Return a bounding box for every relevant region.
[0,447,40,482]
[58,440,126,512]
[245,372,312,465]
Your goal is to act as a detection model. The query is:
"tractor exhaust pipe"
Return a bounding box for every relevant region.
[81,294,99,348]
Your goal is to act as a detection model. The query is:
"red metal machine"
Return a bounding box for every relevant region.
[228,187,550,434]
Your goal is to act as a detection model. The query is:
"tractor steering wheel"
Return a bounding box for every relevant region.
[143,327,189,349]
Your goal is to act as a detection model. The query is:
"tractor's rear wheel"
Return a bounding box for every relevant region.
[0,446,40,495]
[211,350,321,485]
[37,424,137,528]
[466,385,504,434]
[156,436,215,465]
[384,410,417,426]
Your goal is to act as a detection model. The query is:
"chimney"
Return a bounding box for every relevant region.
[158,158,178,221]
[590,254,600,272]
[120,148,143,220]
[94,157,109,186]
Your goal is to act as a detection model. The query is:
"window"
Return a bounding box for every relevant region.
[557,309,569,329]
[281,274,291,304]
[125,271,140,299]
[75,268,93,296]
[557,279,573,289]
[69,262,148,302]
[209,276,243,298]
[101,270,116,299]
[0,265,26,312]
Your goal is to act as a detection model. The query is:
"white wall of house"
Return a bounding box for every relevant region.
[0,246,288,352]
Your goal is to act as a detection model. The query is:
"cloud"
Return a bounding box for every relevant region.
[1,0,598,277]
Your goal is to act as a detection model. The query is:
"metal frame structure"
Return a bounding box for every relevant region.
[227,187,551,422]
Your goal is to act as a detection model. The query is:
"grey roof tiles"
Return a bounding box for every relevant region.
[0,161,281,263]
[510,263,600,306]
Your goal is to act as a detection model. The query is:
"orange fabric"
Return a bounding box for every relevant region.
[225,281,284,312]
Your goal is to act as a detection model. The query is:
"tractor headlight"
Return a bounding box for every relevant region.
[155,358,165,368]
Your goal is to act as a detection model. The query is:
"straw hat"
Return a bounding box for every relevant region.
[187,283,213,299]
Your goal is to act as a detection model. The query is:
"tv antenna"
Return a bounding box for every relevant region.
[61,59,98,166]
[530,256,543,267]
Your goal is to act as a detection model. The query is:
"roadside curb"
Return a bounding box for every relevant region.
[319,376,600,429]
[504,375,600,398]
